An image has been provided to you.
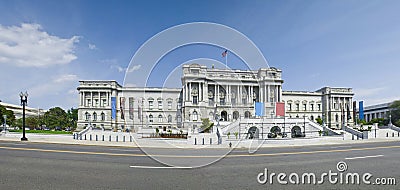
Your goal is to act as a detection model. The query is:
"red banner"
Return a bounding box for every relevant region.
[276,102,285,117]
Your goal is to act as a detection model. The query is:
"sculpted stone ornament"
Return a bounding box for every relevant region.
[220,90,226,98]
[253,90,257,100]
[191,87,198,96]
[208,90,214,98]
[231,91,236,98]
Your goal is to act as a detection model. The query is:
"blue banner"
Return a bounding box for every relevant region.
[255,102,264,116]
[111,97,116,119]
[359,101,364,120]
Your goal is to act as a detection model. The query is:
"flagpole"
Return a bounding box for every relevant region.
[225,50,228,69]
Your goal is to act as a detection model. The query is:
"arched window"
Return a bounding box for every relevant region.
[158,114,163,122]
[244,111,251,118]
[85,112,90,121]
[101,112,105,121]
[149,114,153,123]
[93,112,97,121]
[168,115,172,123]
[192,111,198,121]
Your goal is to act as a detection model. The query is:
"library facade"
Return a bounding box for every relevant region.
[76,63,354,132]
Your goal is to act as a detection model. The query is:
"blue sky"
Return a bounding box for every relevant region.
[0,0,399,109]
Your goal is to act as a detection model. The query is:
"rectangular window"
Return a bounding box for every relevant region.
[149,101,153,110]
[209,98,214,106]
[310,104,314,111]
[168,101,172,110]
[102,99,107,107]
[94,99,99,107]
[296,104,299,111]
[220,98,225,105]
[303,104,307,111]
[158,100,162,109]
[287,103,292,111]
[192,96,198,105]
[87,99,91,107]
[318,104,321,111]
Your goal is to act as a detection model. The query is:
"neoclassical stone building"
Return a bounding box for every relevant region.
[77,64,354,131]
[282,87,354,129]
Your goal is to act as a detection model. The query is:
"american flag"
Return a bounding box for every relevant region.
[222,50,228,57]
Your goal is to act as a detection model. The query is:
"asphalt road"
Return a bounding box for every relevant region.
[0,140,399,190]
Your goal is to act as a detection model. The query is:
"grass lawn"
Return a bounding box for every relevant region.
[8,130,73,135]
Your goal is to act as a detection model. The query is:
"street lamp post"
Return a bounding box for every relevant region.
[20,91,28,141]
[2,115,6,133]
[389,112,392,126]
[283,116,286,138]
[303,115,306,137]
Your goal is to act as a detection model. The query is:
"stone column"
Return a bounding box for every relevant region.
[189,82,192,102]
[216,85,220,103]
[90,92,93,107]
[227,85,230,104]
[204,82,208,103]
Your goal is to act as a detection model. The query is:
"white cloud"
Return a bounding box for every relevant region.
[110,65,125,72]
[127,64,141,73]
[88,43,97,50]
[0,23,79,67]
[68,89,77,94]
[110,64,141,73]
[54,74,79,83]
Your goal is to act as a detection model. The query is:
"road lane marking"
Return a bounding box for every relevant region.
[0,142,27,146]
[330,146,352,149]
[345,154,384,160]
[0,145,399,158]
[109,149,142,152]
[0,146,148,157]
[129,165,193,169]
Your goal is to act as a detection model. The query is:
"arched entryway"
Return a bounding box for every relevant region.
[268,126,281,138]
[247,126,259,139]
[244,111,251,118]
[221,111,227,121]
[291,126,303,138]
[233,111,239,120]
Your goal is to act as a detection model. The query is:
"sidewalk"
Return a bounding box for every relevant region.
[0,132,399,149]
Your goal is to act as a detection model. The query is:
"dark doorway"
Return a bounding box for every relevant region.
[247,126,259,139]
[233,111,239,120]
[221,111,227,121]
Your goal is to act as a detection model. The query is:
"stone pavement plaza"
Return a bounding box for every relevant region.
[1,132,399,149]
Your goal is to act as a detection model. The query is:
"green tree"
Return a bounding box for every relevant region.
[234,132,239,139]
[43,107,68,130]
[66,108,78,129]
[315,117,323,125]
[25,116,40,129]
[366,118,387,126]
[200,118,214,133]
[0,104,16,127]
[390,100,400,126]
